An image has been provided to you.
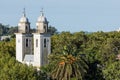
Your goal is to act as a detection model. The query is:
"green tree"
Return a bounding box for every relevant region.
[48,53,87,80]
[48,26,58,35]
[48,32,88,80]
[103,61,120,80]
[0,38,48,80]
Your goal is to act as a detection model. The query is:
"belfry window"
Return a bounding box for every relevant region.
[26,39,28,47]
[44,38,46,47]
[26,26,27,30]
[44,26,46,32]
[36,39,38,47]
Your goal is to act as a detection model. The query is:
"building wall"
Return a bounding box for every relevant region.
[16,33,24,62]
[33,33,51,67]
[16,33,33,62]
[18,22,30,33]
[33,34,42,67]
[36,22,48,33]
[0,36,11,41]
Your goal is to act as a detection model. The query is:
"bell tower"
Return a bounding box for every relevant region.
[36,10,49,33]
[18,8,30,33]
[33,10,51,67]
[15,9,51,67]
[15,8,32,63]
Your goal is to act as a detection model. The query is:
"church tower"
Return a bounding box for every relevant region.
[18,8,30,33]
[15,9,51,67]
[33,10,51,67]
[15,9,33,63]
[36,10,48,33]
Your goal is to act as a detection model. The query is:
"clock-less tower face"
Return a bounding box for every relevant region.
[33,34,51,67]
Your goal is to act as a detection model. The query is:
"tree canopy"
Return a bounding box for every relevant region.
[1,25,120,79]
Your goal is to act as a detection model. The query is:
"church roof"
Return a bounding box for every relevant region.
[24,54,34,62]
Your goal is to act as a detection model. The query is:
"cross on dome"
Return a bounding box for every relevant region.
[19,8,29,23]
[40,8,44,16]
[37,8,48,23]
[23,8,26,17]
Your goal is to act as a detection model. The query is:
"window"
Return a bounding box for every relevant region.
[44,38,46,47]
[44,26,46,32]
[26,26,28,33]
[36,39,38,47]
[26,39,28,47]
[26,26,27,30]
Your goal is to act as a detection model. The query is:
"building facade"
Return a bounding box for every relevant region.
[15,9,51,67]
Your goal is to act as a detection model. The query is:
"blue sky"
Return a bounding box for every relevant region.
[0,0,120,32]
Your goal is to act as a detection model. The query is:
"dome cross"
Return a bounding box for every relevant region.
[23,8,26,17]
[40,8,44,16]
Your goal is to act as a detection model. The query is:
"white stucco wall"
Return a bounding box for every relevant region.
[33,34,43,67]
[33,33,51,67]
[16,33,33,62]
[16,33,24,62]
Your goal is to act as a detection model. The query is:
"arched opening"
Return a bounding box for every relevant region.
[26,39,28,47]
[44,38,46,47]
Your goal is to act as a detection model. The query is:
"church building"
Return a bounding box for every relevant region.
[15,9,51,67]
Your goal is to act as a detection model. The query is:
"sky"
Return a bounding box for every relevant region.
[0,0,120,32]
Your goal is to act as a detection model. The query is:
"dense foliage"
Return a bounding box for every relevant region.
[49,31,120,80]
[1,25,120,79]
[102,61,120,80]
[0,39,47,80]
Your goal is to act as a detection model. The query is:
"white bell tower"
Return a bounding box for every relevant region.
[15,8,33,63]
[33,10,51,67]
[15,9,51,67]
[18,8,30,33]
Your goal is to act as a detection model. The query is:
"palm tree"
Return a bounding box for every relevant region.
[48,49,88,80]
